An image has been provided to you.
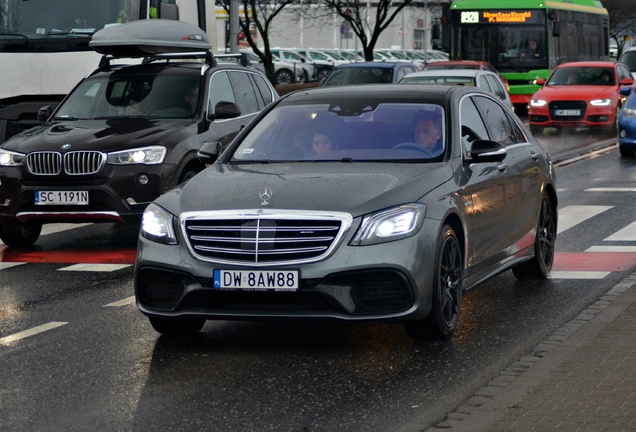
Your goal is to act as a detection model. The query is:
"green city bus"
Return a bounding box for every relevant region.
[449,0,610,114]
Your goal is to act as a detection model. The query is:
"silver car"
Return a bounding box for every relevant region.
[135,85,557,341]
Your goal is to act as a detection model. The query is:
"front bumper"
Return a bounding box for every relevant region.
[529,101,615,128]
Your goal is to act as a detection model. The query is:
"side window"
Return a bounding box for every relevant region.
[460,97,489,153]
[473,95,524,146]
[208,71,237,116]
[485,75,506,100]
[251,74,274,108]
[478,75,492,93]
[228,71,260,115]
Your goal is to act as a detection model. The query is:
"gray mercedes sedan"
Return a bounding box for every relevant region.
[134,84,558,341]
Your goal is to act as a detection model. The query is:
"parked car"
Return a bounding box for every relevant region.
[134,84,558,341]
[240,50,305,85]
[270,48,317,82]
[617,87,636,157]
[296,49,348,80]
[0,20,278,247]
[320,61,418,86]
[528,61,634,134]
[399,69,513,110]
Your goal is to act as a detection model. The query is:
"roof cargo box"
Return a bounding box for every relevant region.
[90,19,211,57]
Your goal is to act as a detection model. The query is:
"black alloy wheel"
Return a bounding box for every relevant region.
[512,194,556,279]
[405,224,463,340]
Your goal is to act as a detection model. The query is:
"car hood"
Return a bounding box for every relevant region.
[1,118,195,153]
[534,85,617,101]
[159,162,453,217]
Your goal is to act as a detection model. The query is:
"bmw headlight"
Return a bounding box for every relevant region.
[107,146,166,165]
[590,98,611,106]
[0,149,25,166]
[530,99,547,107]
[622,106,636,117]
[350,204,426,246]
[141,203,177,244]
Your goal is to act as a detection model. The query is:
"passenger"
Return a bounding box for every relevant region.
[184,86,199,113]
[413,110,443,155]
[126,98,145,116]
[312,132,334,156]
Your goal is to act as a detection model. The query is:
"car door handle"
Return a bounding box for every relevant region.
[497,163,508,172]
[531,151,540,161]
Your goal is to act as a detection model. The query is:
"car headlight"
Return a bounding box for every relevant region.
[350,204,426,246]
[141,203,178,244]
[530,99,547,107]
[0,149,25,166]
[622,106,636,117]
[107,146,166,165]
[590,98,611,106]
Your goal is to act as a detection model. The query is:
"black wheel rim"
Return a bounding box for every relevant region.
[538,197,556,269]
[439,235,462,327]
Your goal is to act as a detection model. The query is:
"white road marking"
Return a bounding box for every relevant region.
[40,223,92,236]
[549,271,610,279]
[585,187,636,192]
[103,296,135,307]
[557,205,612,234]
[0,262,26,270]
[586,246,636,252]
[0,322,68,346]
[603,221,636,242]
[57,263,132,272]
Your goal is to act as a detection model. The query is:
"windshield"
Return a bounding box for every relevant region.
[231,102,445,162]
[0,0,141,41]
[547,67,615,86]
[55,71,201,120]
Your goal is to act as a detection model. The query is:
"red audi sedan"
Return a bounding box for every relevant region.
[528,61,634,134]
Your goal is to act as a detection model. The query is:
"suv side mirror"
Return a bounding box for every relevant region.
[197,141,223,165]
[209,101,241,120]
[37,105,52,123]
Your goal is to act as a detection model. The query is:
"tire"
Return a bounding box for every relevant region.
[512,194,556,280]
[317,67,332,81]
[274,69,294,85]
[0,222,42,247]
[619,145,635,157]
[529,124,543,135]
[405,225,463,340]
[178,168,198,184]
[148,317,206,335]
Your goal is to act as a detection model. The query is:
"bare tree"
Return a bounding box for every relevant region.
[320,0,418,61]
[602,0,636,57]
[217,0,296,84]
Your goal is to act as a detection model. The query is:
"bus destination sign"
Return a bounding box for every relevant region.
[460,10,545,25]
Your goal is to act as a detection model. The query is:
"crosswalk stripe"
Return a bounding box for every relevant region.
[585,187,636,192]
[587,246,636,252]
[557,205,612,234]
[549,271,610,279]
[103,296,135,307]
[56,263,132,272]
[0,322,68,345]
[604,221,636,242]
[0,262,26,270]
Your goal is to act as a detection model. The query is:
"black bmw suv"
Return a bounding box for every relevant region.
[0,20,278,246]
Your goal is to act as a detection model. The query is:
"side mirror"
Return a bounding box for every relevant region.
[619,86,632,96]
[208,101,241,121]
[37,105,52,123]
[197,141,223,165]
[535,78,546,86]
[468,139,507,164]
[620,77,634,86]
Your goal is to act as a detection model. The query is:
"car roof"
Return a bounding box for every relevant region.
[556,61,619,68]
[404,69,491,78]
[279,83,485,105]
[333,61,407,70]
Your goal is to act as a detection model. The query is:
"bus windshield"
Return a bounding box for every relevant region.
[0,0,141,38]
[455,25,548,72]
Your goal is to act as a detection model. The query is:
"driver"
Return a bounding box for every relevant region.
[413,110,443,156]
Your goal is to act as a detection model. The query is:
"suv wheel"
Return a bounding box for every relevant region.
[275,69,294,85]
[0,222,42,247]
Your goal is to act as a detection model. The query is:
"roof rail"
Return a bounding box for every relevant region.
[98,51,216,68]
[214,52,251,67]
